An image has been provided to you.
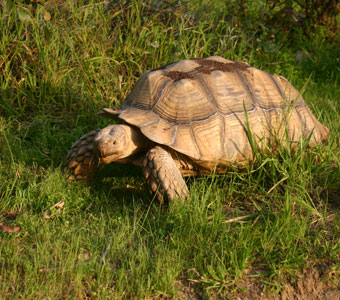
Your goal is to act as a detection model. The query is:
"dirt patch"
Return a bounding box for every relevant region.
[162,58,250,81]
[164,265,340,300]
[174,280,201,300]
[167,70,195,81]
[279,268,340,300]
[233,266,340,300]
[193,58,249,73]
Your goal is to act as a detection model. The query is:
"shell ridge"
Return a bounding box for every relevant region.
[304,106,324,140]
[267,72,284,99]
[294,106,305,131]
[234,69,258,108]
[185,112,219,125]
[138,117,160,128]
[190,126,202,159]
[169,125,178,146]
[220,113,227,155]
[150,75,172,110]
[232,111,248,137]
[196,76,219,111]
[233,139,248,161]
[228,139,248,161]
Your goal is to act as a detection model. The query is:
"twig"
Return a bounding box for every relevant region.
[223,213,259,224]
[267,176,288,194]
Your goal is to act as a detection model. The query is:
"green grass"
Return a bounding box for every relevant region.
[1,0,340,299]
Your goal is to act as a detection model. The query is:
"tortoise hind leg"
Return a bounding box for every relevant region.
[142,146,189,203]
[66,130,101,180]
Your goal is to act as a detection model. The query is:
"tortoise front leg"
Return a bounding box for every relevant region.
[142,146,189,203]
[66,130,101,180]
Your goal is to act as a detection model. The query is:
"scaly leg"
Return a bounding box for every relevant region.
[142,146,189,203]
[66,130,101,180]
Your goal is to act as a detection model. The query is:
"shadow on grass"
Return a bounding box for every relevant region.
[72,162,158,217]
[1,84,156,214]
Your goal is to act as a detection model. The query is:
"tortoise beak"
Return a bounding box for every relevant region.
[96,139,118,163]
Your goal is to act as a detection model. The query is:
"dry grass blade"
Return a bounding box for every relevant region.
[44,200,65,219]
[267,176,289,194]
[222,213,259,224]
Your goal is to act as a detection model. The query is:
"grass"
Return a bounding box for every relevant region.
[1,0,340,299]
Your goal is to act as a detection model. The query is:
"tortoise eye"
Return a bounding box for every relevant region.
[113,141,117,145]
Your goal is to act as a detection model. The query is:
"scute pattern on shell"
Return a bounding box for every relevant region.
[117,56,329,164]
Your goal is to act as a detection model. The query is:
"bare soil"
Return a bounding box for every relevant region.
[235,267,340,300]
[169,265,340,300]
[163,58,250,81]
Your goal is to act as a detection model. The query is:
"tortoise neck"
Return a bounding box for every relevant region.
[124,125,152,155]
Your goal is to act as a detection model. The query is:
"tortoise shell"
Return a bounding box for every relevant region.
[104,56,328,166]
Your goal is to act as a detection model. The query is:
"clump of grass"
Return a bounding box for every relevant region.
[0,0,339,299]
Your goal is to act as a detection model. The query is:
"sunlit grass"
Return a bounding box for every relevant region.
[0,0,339,299]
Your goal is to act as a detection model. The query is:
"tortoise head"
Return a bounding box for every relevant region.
[95,124,145,164]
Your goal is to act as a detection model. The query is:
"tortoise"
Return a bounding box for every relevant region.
[66,56,329,202]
